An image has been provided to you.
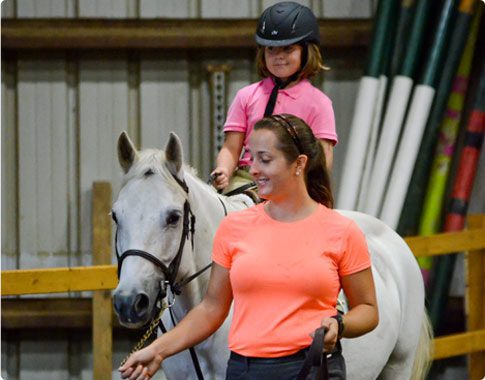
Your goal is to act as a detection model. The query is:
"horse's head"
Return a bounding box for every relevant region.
[112,131,192,328]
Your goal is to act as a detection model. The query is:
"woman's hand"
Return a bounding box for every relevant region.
[119,344,163,380]
[319,317,340,353]
[210,167,230,190]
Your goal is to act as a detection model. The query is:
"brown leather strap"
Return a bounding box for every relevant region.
[296,327,328,380]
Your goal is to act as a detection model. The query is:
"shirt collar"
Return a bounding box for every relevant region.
[261,77,310,100]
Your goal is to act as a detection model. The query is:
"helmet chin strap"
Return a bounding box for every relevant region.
[264,70,301,117]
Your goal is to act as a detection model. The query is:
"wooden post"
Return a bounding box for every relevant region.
[92,182,113,380]
[465,214,485,379]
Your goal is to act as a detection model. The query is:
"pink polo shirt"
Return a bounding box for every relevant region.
[224,77,338,166]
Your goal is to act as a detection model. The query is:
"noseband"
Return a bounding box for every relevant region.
[115,174,203,296]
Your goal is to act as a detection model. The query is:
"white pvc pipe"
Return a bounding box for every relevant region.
[337,76,379,210]
[380,84,436,229]
[361,76,414,216]
[357,75,387,212]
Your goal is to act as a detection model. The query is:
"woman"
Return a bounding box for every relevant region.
[119,114,378,380]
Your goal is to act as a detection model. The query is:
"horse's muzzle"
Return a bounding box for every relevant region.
[113,290,151,327]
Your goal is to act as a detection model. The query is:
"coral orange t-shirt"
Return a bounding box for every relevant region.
[212,203,371,358]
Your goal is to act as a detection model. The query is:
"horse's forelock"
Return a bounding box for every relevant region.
[121,148,199,190]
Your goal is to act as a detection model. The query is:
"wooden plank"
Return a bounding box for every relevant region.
[3,219,484,295]
[92,182,112,266]
[1,298,125,329]
[405,228,485,257]
[1,265,117,295]
[4,297,484,361]
[92,182,113,380]
[433,330,485,360]
[2,298,92,329]
[466,214,485,379]
[1,18,372,50]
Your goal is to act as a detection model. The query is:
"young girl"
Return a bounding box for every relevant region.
[211,1,338,192]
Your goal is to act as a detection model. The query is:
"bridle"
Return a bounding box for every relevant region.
[115,173,215,297]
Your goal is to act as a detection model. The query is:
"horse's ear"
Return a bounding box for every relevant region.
[118,131,138,173]
[165,132,183,175]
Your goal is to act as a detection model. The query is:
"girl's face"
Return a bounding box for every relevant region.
[249,129,298,200]
[264,44,303,81]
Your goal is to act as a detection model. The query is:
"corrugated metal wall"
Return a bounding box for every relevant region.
[16,0,485,379]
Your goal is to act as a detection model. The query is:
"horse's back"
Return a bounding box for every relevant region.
[336,210,426,379]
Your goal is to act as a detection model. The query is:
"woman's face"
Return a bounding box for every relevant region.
[264,44,302,81]
[249,129,298,200]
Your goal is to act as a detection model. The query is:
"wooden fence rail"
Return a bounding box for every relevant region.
[2,182,485,379]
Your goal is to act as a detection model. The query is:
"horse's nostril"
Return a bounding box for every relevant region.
[134,293,149,317]
[113,293,125,316]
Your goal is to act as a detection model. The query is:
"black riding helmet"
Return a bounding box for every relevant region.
[255,1,320,47]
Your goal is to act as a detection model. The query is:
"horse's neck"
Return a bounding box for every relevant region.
[185,174,229,233]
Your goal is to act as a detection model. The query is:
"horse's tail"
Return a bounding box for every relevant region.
[411,311,433,380]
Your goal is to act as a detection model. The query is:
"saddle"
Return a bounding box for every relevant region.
[225,181,261,204]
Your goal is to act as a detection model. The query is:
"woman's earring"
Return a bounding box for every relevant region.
[296,170,301,176]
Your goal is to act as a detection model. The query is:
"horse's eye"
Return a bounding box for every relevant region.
[166,212,180,225]
[111,211,118,224]
[166,212,180,226]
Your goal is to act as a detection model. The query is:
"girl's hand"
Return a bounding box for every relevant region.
[118,344,163,380]
[319,317,340,352]
[210,168,230,190]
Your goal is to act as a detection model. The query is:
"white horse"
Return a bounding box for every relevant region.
[112,131,432,380]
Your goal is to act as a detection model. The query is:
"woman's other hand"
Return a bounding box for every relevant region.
[119,344,163,380]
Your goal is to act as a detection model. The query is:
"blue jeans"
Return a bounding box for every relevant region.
[225,348,346,380]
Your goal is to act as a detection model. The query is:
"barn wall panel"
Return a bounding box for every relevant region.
[78,58,129,265]
[1,0,16,18]
[319,61,363,192]
[139,0,197,18]
[139,58,191,160]
[200,0,253,18]
[77,0,133,18]
[322,0,373,18]
[187,60,208,173]
[17,58,72,270]
[1,61,19,270]
[18,338,69,380]
[16,0,75,17]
